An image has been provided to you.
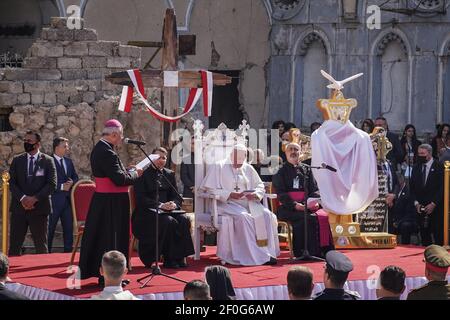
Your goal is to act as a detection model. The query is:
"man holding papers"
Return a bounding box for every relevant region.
[79,119,142,285]
[132,147,194,269]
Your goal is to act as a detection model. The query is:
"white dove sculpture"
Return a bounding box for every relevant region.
[320,70,363,91]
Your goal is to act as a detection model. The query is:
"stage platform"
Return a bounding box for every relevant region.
[6,245,449,300]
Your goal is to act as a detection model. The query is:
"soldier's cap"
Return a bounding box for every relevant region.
[325,250,353,273]
[423,245,450,273]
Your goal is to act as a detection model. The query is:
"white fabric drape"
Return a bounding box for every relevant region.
[9,276,448,300]
[311,120,379,215]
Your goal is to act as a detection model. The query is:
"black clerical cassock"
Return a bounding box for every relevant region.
[79,139,138,279]
[272,162,334,257]
[132,166,194,267]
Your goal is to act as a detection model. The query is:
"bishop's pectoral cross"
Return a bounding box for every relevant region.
[106,8,231,148]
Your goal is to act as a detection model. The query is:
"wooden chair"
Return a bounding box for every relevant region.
[70,179,95,266]
[268,183,294,259]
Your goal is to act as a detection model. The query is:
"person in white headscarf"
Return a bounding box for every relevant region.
[200,144,280,266]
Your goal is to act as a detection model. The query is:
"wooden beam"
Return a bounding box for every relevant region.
[161,8,179,148]
[105,70,232,88]
[127,41,163,48]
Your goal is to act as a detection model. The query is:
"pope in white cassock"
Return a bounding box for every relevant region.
[199,144,280,266]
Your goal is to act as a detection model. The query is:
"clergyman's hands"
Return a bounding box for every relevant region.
[244,192,259,201]
[229,192,244,200]
[127,165,143,177]
[295,202,305,212]
[161,201,177,211]
[307,201,320,212]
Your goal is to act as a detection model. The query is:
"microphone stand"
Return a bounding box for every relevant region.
[135,144,187,288]
[295,163,334,262]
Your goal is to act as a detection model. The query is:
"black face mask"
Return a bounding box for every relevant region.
[417,155,428,164]
[24,142,36,153]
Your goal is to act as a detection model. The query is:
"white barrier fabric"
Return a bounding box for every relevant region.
[7,276,449,300]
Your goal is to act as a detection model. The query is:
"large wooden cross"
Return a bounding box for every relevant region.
[106,9,231,148]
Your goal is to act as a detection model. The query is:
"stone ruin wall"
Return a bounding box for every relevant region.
[0,17,162,179]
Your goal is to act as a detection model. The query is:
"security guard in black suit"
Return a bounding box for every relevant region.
[8,131,57,256]
[313,251,360,300]
[407,245,450,300]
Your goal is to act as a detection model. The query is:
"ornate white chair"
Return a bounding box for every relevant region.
[192,119,275,260]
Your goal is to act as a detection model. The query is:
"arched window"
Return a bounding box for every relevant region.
[371,31,411,131]
[293,32,330,128]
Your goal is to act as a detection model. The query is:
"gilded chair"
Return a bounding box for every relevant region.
[268,183,294,259]
[70,179,95,266]
[193,120,275,260]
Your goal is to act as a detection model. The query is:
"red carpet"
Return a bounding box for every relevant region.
[8,245,427,299]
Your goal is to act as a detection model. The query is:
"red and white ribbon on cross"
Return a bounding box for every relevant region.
[118,69,213,122]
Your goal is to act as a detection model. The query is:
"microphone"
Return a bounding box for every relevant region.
[321,163,337,172]
[124,138,146,146]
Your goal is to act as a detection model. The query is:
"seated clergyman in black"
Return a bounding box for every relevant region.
[132,147,195,269]
[272,142,334,258]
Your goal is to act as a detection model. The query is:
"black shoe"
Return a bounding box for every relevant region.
[263,257,277,265]
[98,276,105,287]
[121,279,130,287]
[163,260,179,269]
[177,258,188,268]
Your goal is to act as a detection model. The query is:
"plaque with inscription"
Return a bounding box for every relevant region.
[358,170,388,233]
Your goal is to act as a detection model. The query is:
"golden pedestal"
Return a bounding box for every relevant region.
[329,213,397,249]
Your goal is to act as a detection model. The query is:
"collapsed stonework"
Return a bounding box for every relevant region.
[0,17,161,177]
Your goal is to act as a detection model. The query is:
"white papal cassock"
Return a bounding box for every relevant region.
[200,160,280,266]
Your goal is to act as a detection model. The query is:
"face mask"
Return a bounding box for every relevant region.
[24,142,36,153]
[417,155,427,163]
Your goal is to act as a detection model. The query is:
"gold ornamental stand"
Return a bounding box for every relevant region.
[329,213,396,249]
[316,77,396,249]
[444,161,449,249]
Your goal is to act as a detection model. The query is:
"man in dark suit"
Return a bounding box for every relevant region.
[0,253,29,300]
[375,117,404,170]
[48,137,79,253]
[410,144,444,246]
[382,159,400,234]
[392,176,418,244]
[8,131,57,256]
